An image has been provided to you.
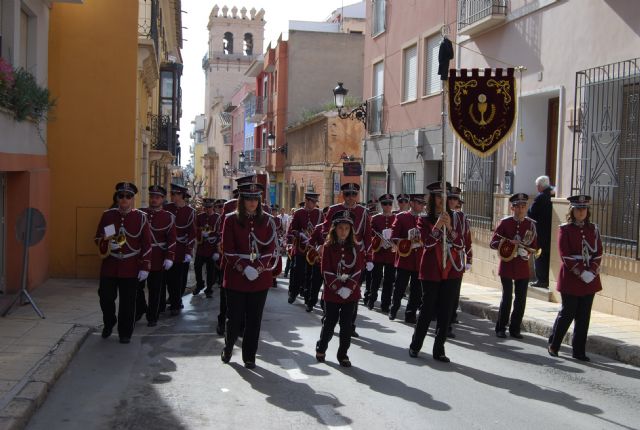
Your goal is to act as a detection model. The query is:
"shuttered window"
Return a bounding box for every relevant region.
[424,34,442,96]
[373,61,384,97]
[372,0,386,36]
[402,44,418,102]
[402,172,416,194]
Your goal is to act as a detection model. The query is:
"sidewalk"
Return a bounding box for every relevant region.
[458,283,640,367]
[1,277,639,429]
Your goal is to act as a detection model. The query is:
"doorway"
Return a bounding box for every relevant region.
[546,97,559,181]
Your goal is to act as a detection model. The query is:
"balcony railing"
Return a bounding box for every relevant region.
[148,113,175,155]
[457,0,507,36]
[138,0,160,58]
[247,96,268,123]
[367,94,384,135]
[244,148,268,168]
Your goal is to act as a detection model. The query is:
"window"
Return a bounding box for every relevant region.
[223,32,233,54]
[373,61,384,97]
[243,33,253,56]
[402,44,418,102]
[459,147,496,230]
[401,172,416,194]
[424,34,442,96]
[372,0,386,36]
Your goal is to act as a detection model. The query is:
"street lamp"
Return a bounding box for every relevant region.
[333,82,367,125]
[239,151,246,164]
[267,132,276,148]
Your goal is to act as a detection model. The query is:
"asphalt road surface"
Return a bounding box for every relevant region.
[28,279,640,430]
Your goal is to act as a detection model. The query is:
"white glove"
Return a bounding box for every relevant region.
[244,265,259,281]
[366,262,374,272]
[518,248,529,258]
[580,271,595,284]
[163,259,173,271]
[408,228,419,240]
[184,254,192,263]
[202,231,209,238]
[212,253,220,261]
[337,287,352,300]
[465,263,472,272]
[339,273,349,282]
[109,240,120,251]
[137,270,149,282]
[382,228,392,240]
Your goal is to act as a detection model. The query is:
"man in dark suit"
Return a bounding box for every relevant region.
[527,175,553,288]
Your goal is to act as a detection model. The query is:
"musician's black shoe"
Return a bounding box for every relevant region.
[496,330,507,338]
[216,324,225,336]
[433,354,450,363]
[287,296,295,304]
[404,315,417,324]
[409,348,419,358]
[119,337,131,344]
[547,345,559,357]
[380,307,389,314]
[101,323,115,339]
[170,308,180,316]
[351,328,360,338]
[572,354,591,362]
[221,349,232,364]
[510,331,524,339]
[305,304,313,312]
[244,361,256,369]
[529,281,549,289]
[446,328,456,339]
[147,320,157,327]
[388,309,397,320]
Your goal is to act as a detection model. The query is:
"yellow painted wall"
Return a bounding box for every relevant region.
[48,0,138,278]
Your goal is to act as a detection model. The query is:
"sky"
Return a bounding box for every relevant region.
[179,0,356,166]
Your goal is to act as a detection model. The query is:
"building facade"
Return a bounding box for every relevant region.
[362,0,457,205]
[452,0,640,320]
[47,0,182,278]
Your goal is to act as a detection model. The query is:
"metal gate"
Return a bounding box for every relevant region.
[459,147,497,230]
[571,58,640,259]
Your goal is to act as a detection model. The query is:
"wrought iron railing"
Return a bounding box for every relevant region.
[459,147,497,230]
[367,94,384,135]
[243,149,268,168]
[147,113,173,154]
[138,0,160,58]
[457,0,508,30]
[571,58,640,259]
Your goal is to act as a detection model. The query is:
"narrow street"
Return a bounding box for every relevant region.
[27,281,640,430]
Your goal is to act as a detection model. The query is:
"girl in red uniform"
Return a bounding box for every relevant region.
[548,195,602,361]
[315,210,365,367]
[220,182,277,369]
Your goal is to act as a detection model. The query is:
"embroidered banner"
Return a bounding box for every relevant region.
[448,68,516,158]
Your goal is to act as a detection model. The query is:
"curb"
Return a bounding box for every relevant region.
[458,298,640,368]
[0,325,93,430]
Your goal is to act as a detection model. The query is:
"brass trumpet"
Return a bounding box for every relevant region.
[495,233,541,260]
[115,229,127,247]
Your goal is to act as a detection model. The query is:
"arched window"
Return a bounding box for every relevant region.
[223,32,233,54]
[243,33,253,56]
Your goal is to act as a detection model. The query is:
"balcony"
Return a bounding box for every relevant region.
[147,113,175,155]
[244,148,268,168]
[457,0,508,36]
[367,94,384,135]
[138,0,160,60]
[246,96,268,123]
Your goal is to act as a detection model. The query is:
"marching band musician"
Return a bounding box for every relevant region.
[194,198,220,298]
[95,182,151,343]
[220,182,278,369]
[270,206,285,289]
[315,210,365,368]
[409,182,465,362]
[490,193,538,339]
[388,193,426,323]
[304,206,330,312]
[367,193,397,312]
[323,183,373,337]
[137,185,176,327]
[287,192,323,304]
[164,184,196,316]
[393,193,410,214]
[548,195,602,361]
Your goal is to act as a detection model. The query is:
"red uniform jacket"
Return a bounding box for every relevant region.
[490,216,538,280]
[309,223,326,247]
[196,212,220,258]
[370,213,396,265]
[458,211,473,266]
[95,208,152,278]
[321,242,364,304]
[418,213,466,282]
[287,207,323,257]
[557,222,603,296]
[323,204,371,258]
[391,211,422,272]
[140,207,176,272]
[165,203,196,263]
[222,213,277,292]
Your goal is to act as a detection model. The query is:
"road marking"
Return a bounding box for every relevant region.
[278,358,308,380]
[313,405,352,430]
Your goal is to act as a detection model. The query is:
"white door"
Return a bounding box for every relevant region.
[0,173,5,293]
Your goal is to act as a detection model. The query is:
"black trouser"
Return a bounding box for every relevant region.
[410,279,457,356]
[99,277,138,340]
[284,256,292,276]
[316,301,356,359]
[218,265,228,328]
[145,271,164,323]
[370,262,396,309]
[179,261,190,296]
[496,277,528,334]
[437,278,463,332]
[549,293,595,357]
[224,288,269,363]
[167,261,187,310]
[194,254,216,293]
[136,281,148,321]
[534,243,551,284]
[305,264,323,308]
[363,270,372,303]
[391,268,422,319]
[289,254,310,299]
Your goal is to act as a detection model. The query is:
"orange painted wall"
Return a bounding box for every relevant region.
[0,154,50,293]
[48,0,138,278]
